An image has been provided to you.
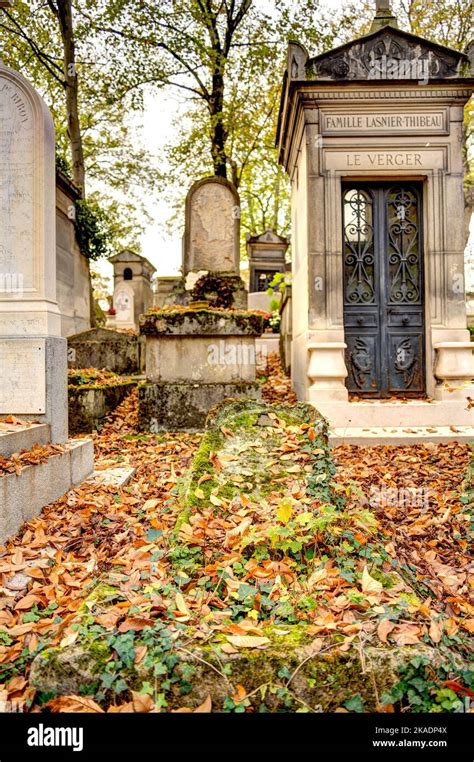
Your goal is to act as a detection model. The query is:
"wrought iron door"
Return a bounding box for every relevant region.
[342,183,424,397]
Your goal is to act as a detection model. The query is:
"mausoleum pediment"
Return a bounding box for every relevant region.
[290,26,469,83]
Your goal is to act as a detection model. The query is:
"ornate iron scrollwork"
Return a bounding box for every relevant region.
[387,188,420,304]
[343,189,376,305]
[343,182,424,397]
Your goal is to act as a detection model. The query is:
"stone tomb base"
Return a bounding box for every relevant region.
[0,437,94,545]
[138,381,261,431]
[138,307,264,430]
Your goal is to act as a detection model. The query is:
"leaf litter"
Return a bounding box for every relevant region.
[0,359,471,712]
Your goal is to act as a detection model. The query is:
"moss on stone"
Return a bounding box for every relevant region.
[140,307,264,336]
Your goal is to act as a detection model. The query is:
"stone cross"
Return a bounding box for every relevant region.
[371,0,398,30]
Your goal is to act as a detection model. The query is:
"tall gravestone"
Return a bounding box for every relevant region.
[0,60,93,543]
[163,177,247,308]
[137,177,262,430]
[113,282,135,330]
[0,60,68,441]
[184,177,240,274]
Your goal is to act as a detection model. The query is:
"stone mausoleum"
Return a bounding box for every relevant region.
[277,0,474,441]
[110,249,156,331]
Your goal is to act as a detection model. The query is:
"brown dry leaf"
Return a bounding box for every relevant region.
[14,594,42,611]
[377,619,396,644]
[194,694,212,713]
[47,695,104,713]
[429,619,443,644]
[134,645,148,665]
[392,624,421,646]
[131,691,155,713]
[220,643,238,654]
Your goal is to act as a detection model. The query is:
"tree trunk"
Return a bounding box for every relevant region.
[209,70,227,178]
[56,0,85,194]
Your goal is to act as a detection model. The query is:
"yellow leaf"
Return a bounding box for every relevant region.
[59,630,79,649]
[175,593,190,616]
[361,566,383,594]
[142,499,159,510]
[210,494,222,507]
[194,488,205,500]
[226,635,270,649]
[277,500,293,525]
[307,568,327,588]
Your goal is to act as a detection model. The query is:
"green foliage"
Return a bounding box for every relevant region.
[380,656,467,712]
[74,197,112,260]
[0,0,160,251]
[344,693,365,712]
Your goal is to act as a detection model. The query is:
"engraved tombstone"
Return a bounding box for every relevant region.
[184,177,240,275]
[113,282,135,330]
[0,61,67,441]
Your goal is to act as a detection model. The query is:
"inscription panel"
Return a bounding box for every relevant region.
[323,148,446,172]
[0,78,35,290]
[321,110,448,135]
[0,339,46,413]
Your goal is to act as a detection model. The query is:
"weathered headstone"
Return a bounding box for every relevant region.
[0,60,93,543]
[184,177,240,275]
[113,282,135,329]
[160,177,247,309]
[138,176,262,430]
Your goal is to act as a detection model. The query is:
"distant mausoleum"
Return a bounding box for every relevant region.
[109,250,156,331]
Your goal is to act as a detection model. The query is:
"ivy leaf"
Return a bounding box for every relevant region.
[344,694,365,713]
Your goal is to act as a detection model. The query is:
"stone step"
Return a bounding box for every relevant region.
[0,439,94,545]
[87,466,136,488]
[316,399,474,428]
[329,425,474,446]
[0,423,51,458]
